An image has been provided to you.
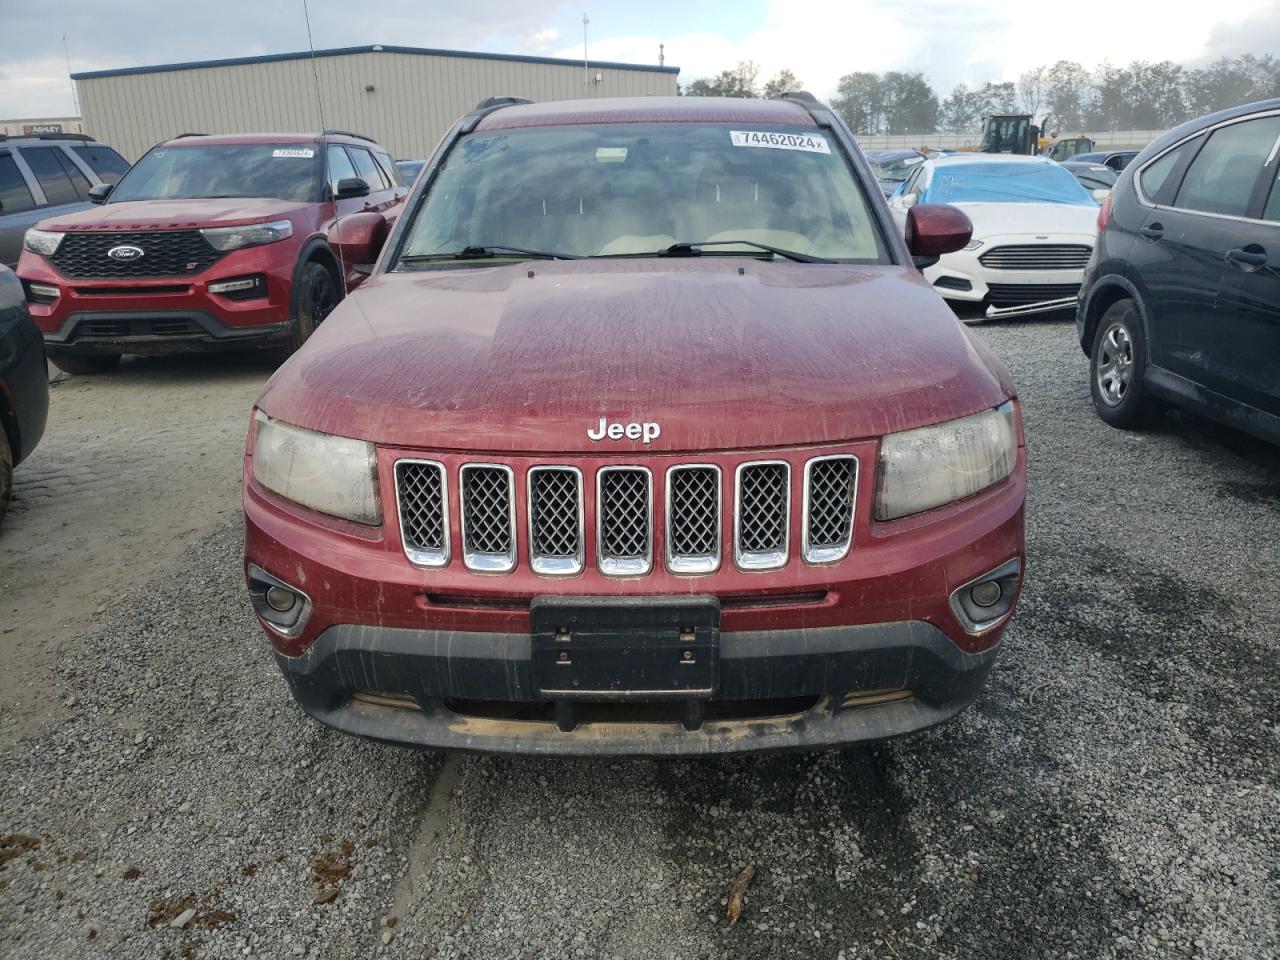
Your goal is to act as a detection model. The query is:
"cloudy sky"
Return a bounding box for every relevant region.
[3,0,1278,118]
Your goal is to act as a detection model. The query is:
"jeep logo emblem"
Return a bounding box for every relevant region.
[106,244,145,261]
[587,417,661,444]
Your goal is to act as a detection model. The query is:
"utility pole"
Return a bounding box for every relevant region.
[62,33,79,115]
[659,43,664,67]
[583,13,590,95]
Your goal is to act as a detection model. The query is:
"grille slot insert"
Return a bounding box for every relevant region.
[666,465,721,574]
[802,455,857,564]
[459,464,516,573]
[986,282,1080,307]
[395,460,449,567]
[735,461,790,570]
[50,230,223,279]
[596,467,652,577]
[528,466,584,576]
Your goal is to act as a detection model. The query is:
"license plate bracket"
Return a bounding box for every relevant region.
[530,595,720,700]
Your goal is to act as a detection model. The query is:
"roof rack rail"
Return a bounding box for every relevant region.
[322,129,376,143]
[773,90,835,129]
[173,132,208,138]
[0,131,95,142]
[460,96,533,134]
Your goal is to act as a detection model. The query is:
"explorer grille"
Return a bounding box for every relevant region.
[50,230,223,279]
[803,456,857,563]
[392,454,859,576]
[978,244,1091,270]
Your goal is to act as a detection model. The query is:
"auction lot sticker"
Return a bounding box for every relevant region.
[730,130,830,154]
[272,148,315,159]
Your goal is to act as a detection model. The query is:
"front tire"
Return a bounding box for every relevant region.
[0,428,12,527]
[46,349,121,375]
[1089,299,1153,429]
[285,261,340,355]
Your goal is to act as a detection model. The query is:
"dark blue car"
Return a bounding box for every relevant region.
[1076,99,1280,445]
[0,264,48,524]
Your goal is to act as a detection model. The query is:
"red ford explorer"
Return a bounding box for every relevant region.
[243,94,1026,756]
[17,131,405,373]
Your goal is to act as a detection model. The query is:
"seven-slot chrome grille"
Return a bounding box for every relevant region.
[394,454,860,576]
[977,244,1092,270]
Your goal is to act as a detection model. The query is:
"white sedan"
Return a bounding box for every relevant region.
[887,154,1100,320]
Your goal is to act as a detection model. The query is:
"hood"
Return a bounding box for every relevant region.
[257,259,1014,454]
[37,197,310,231]
[949,201,1099,240]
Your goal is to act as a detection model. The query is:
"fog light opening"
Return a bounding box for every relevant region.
[950,558,1022,635]
[247,565,312,638]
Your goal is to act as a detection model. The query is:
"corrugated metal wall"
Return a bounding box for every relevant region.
[78,51,678,161]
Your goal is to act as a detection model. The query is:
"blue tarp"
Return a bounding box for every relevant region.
[923,163,1096,206]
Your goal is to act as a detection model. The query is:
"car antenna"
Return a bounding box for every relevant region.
[301,0,351,294]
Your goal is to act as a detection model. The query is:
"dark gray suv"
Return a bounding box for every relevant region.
[0,133,130,268]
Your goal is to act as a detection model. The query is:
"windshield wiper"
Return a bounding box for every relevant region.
[657,240,832,264]
[402,245,582,263]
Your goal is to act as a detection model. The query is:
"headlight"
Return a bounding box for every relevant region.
[874,401,1017,521]
[23,228,65,256]
[252,411,381,525]
[200,219,293,252]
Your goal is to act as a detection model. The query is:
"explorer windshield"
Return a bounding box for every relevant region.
[108,144,321,203]
[399,123,884,262]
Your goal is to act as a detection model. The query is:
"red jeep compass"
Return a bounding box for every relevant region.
[17,131,406,373]
[243,94,1027,756]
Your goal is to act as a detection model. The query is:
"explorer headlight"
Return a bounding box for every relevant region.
[874,401,1017,521]
[252,411,381,525]
[23,228,65,256]
[200,219,293,251]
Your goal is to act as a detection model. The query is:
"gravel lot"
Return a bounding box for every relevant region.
[1,322,1277,960]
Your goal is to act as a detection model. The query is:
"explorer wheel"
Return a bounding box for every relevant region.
[45,349,121,375]
[286,261,340,355]
[1089,299,1153,429]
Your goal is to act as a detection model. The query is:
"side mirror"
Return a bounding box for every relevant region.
[88,183,113,204]
[905,203,972,270]
[1091,188,1111,203]
[333,177,370,200]
[332,211,389,274]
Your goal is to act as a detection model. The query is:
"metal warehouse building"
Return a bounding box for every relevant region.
[72,44,680,162]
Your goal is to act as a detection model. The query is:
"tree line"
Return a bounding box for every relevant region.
[682,55,1280,136]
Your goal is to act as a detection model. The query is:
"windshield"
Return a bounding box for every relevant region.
[868,153,924,182]
[108,144,321,203]
[398,122,884,263]
[924,162,1096,206]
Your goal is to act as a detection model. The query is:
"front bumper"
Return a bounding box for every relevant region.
[277,619,1000,756]
[17,240,300,353]
[40,309,292,355]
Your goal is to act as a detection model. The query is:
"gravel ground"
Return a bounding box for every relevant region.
[1,320,1278,959]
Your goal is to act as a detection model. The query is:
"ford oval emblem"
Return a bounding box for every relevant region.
[107,244,145,261]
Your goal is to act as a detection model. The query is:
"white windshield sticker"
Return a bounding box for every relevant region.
[903,156,924,165]
[730,130,830,154]
[272,148,315,159]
